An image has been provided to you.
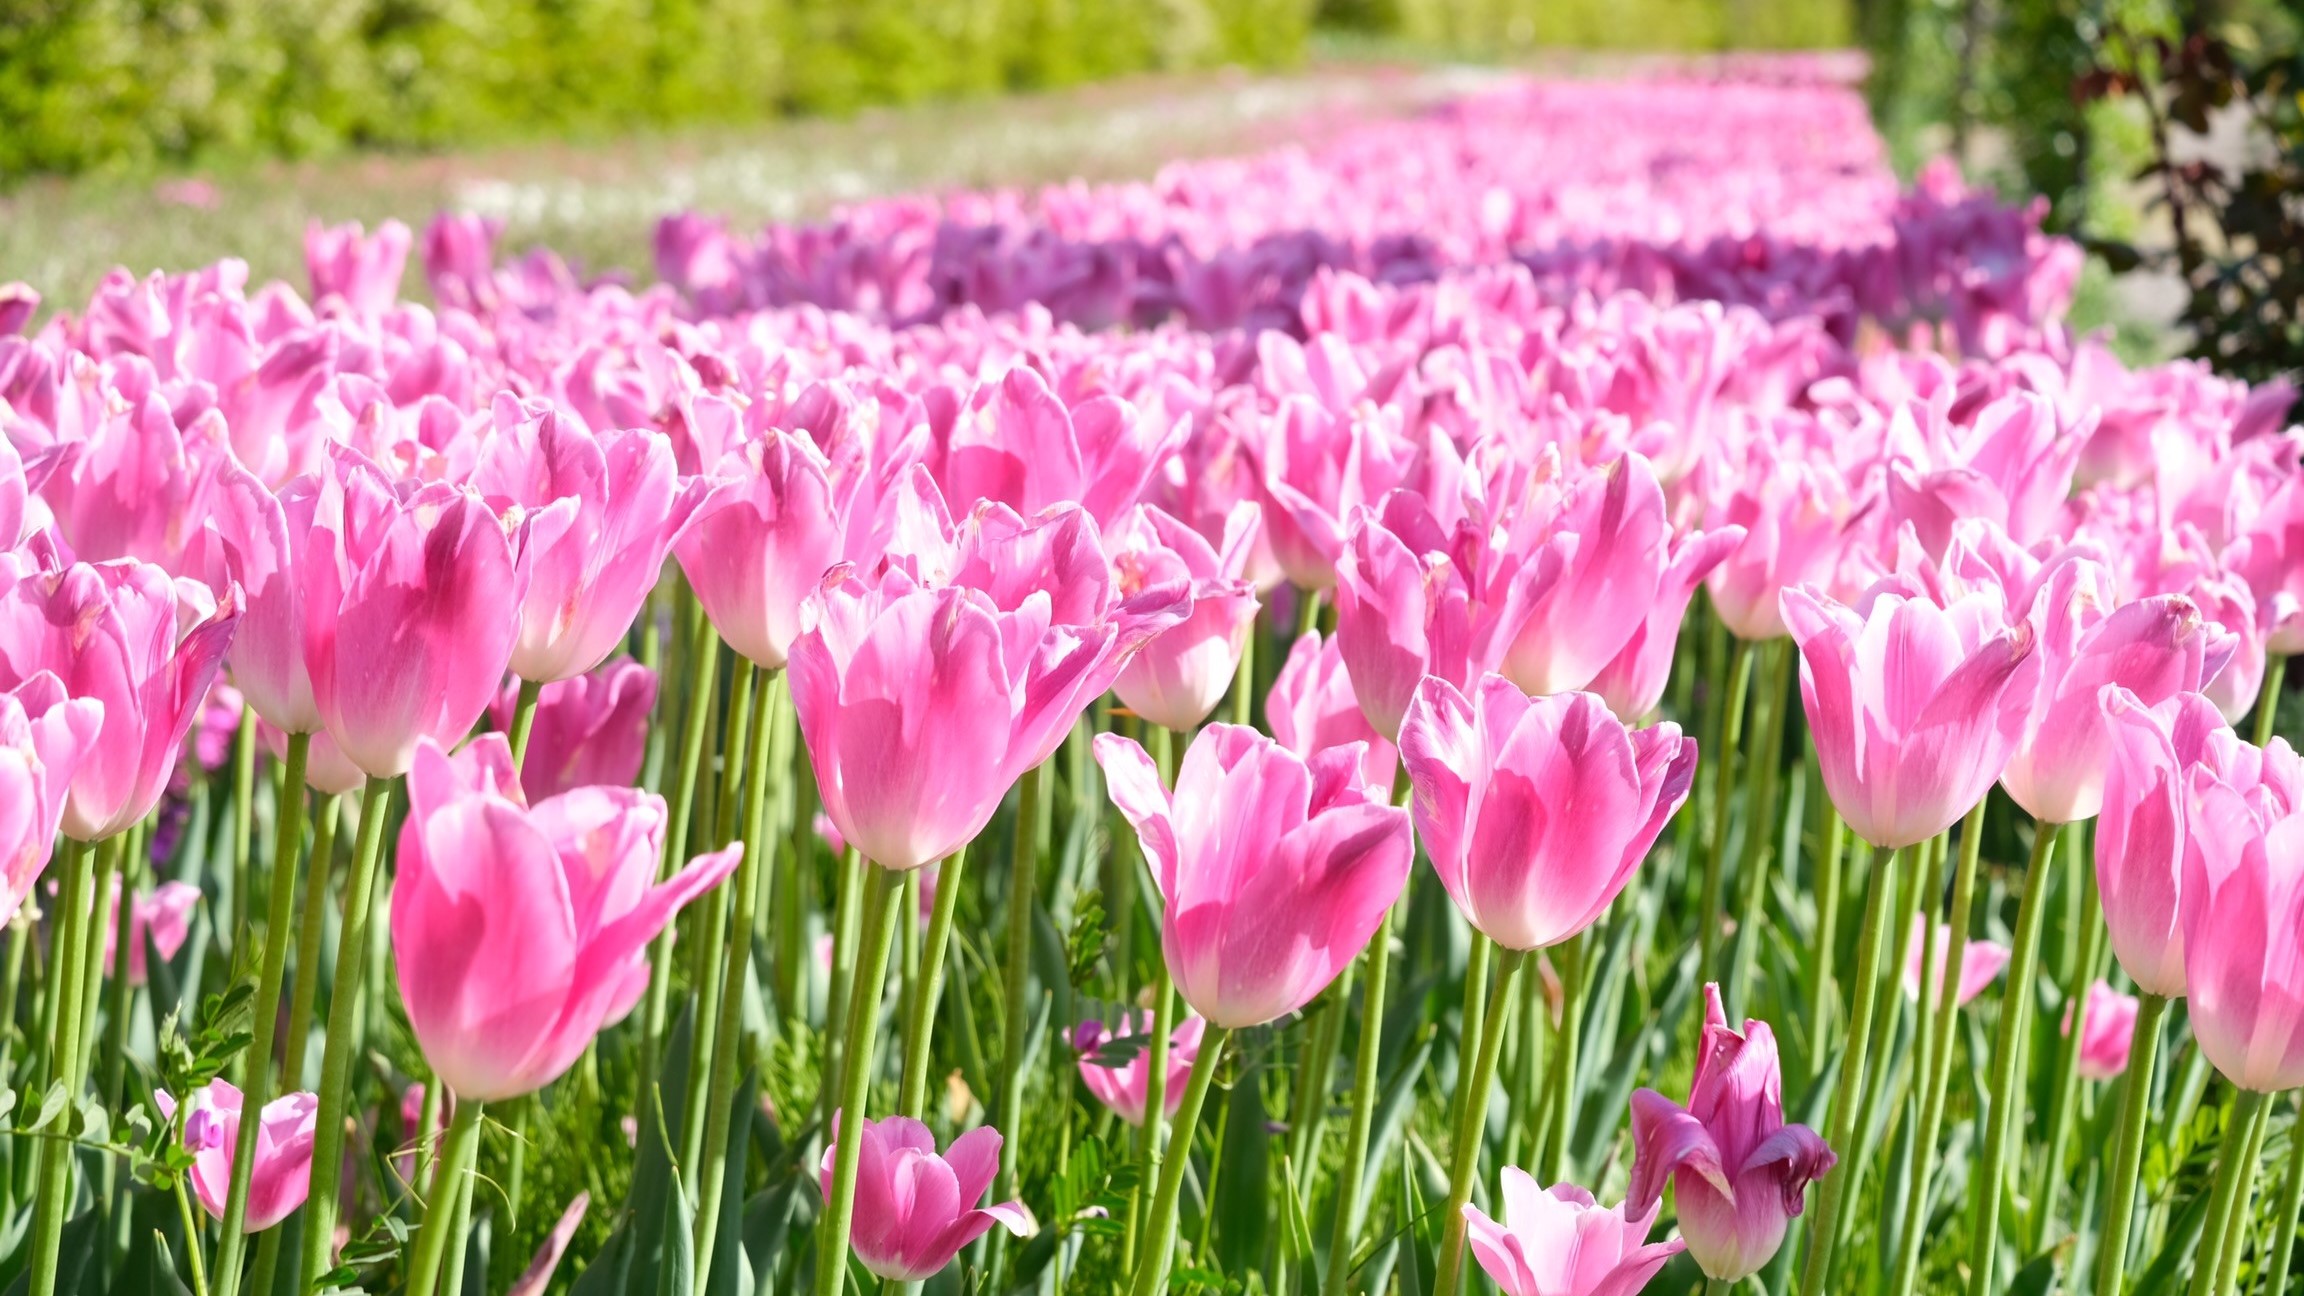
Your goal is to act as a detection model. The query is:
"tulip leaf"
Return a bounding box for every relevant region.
[701,1068,760,1296]
[1213,1051,1271,1274]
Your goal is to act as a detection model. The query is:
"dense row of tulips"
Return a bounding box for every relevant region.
[0,63,2301,1296]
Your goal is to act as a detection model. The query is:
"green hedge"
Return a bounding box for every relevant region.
[1320,0,1848,51]
[0,0,1315,176]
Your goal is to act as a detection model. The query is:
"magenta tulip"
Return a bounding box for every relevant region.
[1461,1172,1684,1296]
[2066,980,2141,1080]
[490,660,655,802]
[677,429,848,671]
[1074,1012,1207,1127]
[31,390,232,579]
[206,466,321,734]
[472,399,706,683]
[1400,675,1695,951]
[1501,454,1672,697]
[1267,629,1398,792]
[1706,457,1865,641]
[102,877,200,984]
[2000,561,2217,824]
[302,448,520,778]
[1588,525,1743,722]
[935,366,1181,532]
[818,1116,1031,1281]
[1096,723,1412,1028]
[391,734,741,1101]
[304,219,410,317]
[1629,985,1835,1283]
[2232,473,2304,655]
[156,1080,318,1232]
[2096,688,2231,996]
[0,556,238,841]
[0,672,102,926]
[1109,503,1260,732]
[1781,581,2041,849]
[2179,733,2304,1090]
[1902,915,2011,1007]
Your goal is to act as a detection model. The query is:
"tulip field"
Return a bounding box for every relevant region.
[5,56,2304,1296]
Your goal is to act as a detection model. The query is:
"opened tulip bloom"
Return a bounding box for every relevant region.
[1267,631,1397,792]
[2179,733,2304,1091]
[819,1116,1031,1281]
[2096,688,2232,996]
[304,219,411,316]
[0,672,102,925]
[1109,502,1260,731]
[157,1080,319,1232]
[0,555,237,840]
[1630,984,1834,1283]
[1588,524,1743,721]
[1074,1012,1208,1126]
[1782,581,2040,848]
[1903,915,2011,1007]
[1461,1171,1684,1296]
[490,660,655,802]
[2067,980,2141,1080]
[1096,723,1412,1028]
[303,448,520,778]
[391,734,742,1101]
[1400,675,1696,951]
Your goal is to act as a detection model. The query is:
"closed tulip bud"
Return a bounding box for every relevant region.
[1109,502,1261,732]
[2066,980,2142,1080]
[1461,1171,1684,1296]
[156,1081,318,1232]
[490,660,655,802]
[2179,733,2304,1091]
[1096,724,1412,1028]
[820,1116,1031,1281]
[2096,688,2231,997]
[1267,631,1398,793]
[0,672,103,926]
[1629,985,1835,1283]
[391,735,740,1101]
[677,429,847,671]
[1073,1013,1206,1127]
[1401,675,1695,951]
[1782,582,2040,849]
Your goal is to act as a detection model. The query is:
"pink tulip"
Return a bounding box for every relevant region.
[1251,398,1426,591]
[472,399,706,683]
[1401,676,1696,951]
[1073,1012,1207,1127]
[0,438,25,550]
[1267,631,1398,793]
[1629,984,1835,1283]
[818,1116,1031,1281]
[0,556,238,841]
[1109,503,1261,732]
[0,673,103,926]
[206,466,321,734]
[156,1080,318,1232]
[1096,724,1412,1028]
[1461,1172,1684,1296]
[934,366,1182,532]
[1501,455,1672,697]
[302,448,521,778]
[30,389,232,579]
[391,734,741,1101]
[189,681,243,773]
[304,219,411,317]
[2066,980,2141,1080]
[102,877,200,984]
[1781,582,2041,849]
[1901,915,2011,1007]
[260,720,367,797]
[2178,733,2304,1091]
[2190,571,2269,725]
[792,506,1185,872]
[1999,561,2217,824]
[2096,688,2231,996]
[1587,525,1744,721]
[490,659,655,802]
[2228,472,2304,655]
[1706,457,1866,641]
[677,430,847,671]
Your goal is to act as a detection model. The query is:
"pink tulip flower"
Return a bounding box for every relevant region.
[1901,915,2011,1007]
[1999,561,2218,824]
[1073,1012,1207,1127]
[207,466,321,735]
[30,390,232,579]
[1400,676,1696,951]
[1629,985,1835,1283]
[102,877,200,984]
[1096,724,1412,1028]
[473,399,706,683]
[1706,457,1867,641]
[2066,980,2141,1080]
[1267,631,1398,793]
[2231,473,2304,655]
[792,506,1185,872]
[304,219,411,317]
[1501,454,1673,697]
[1781,581,2041,849]
[0,556,238,841]
[260,720,367,797]
[0,673,103,926]
[490,660,656,802]
[302,449,521,778]
[189,681,243,773]
[934,366,1182,532]
[2096,688,2232,996]
[819,1116,1031,1281]
[1461,1171,1684,1296]
[1251,398,1423,592]
[2179,733,2304,1091]
[391,734,742,1101]
[1109,503,1261,732]
[156,1080,319,1232]
[677,429,847,671]
[1588,525,1744,722]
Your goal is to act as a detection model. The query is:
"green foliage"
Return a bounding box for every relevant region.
[1314,0,1851,52]
[0,0,1312,178]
